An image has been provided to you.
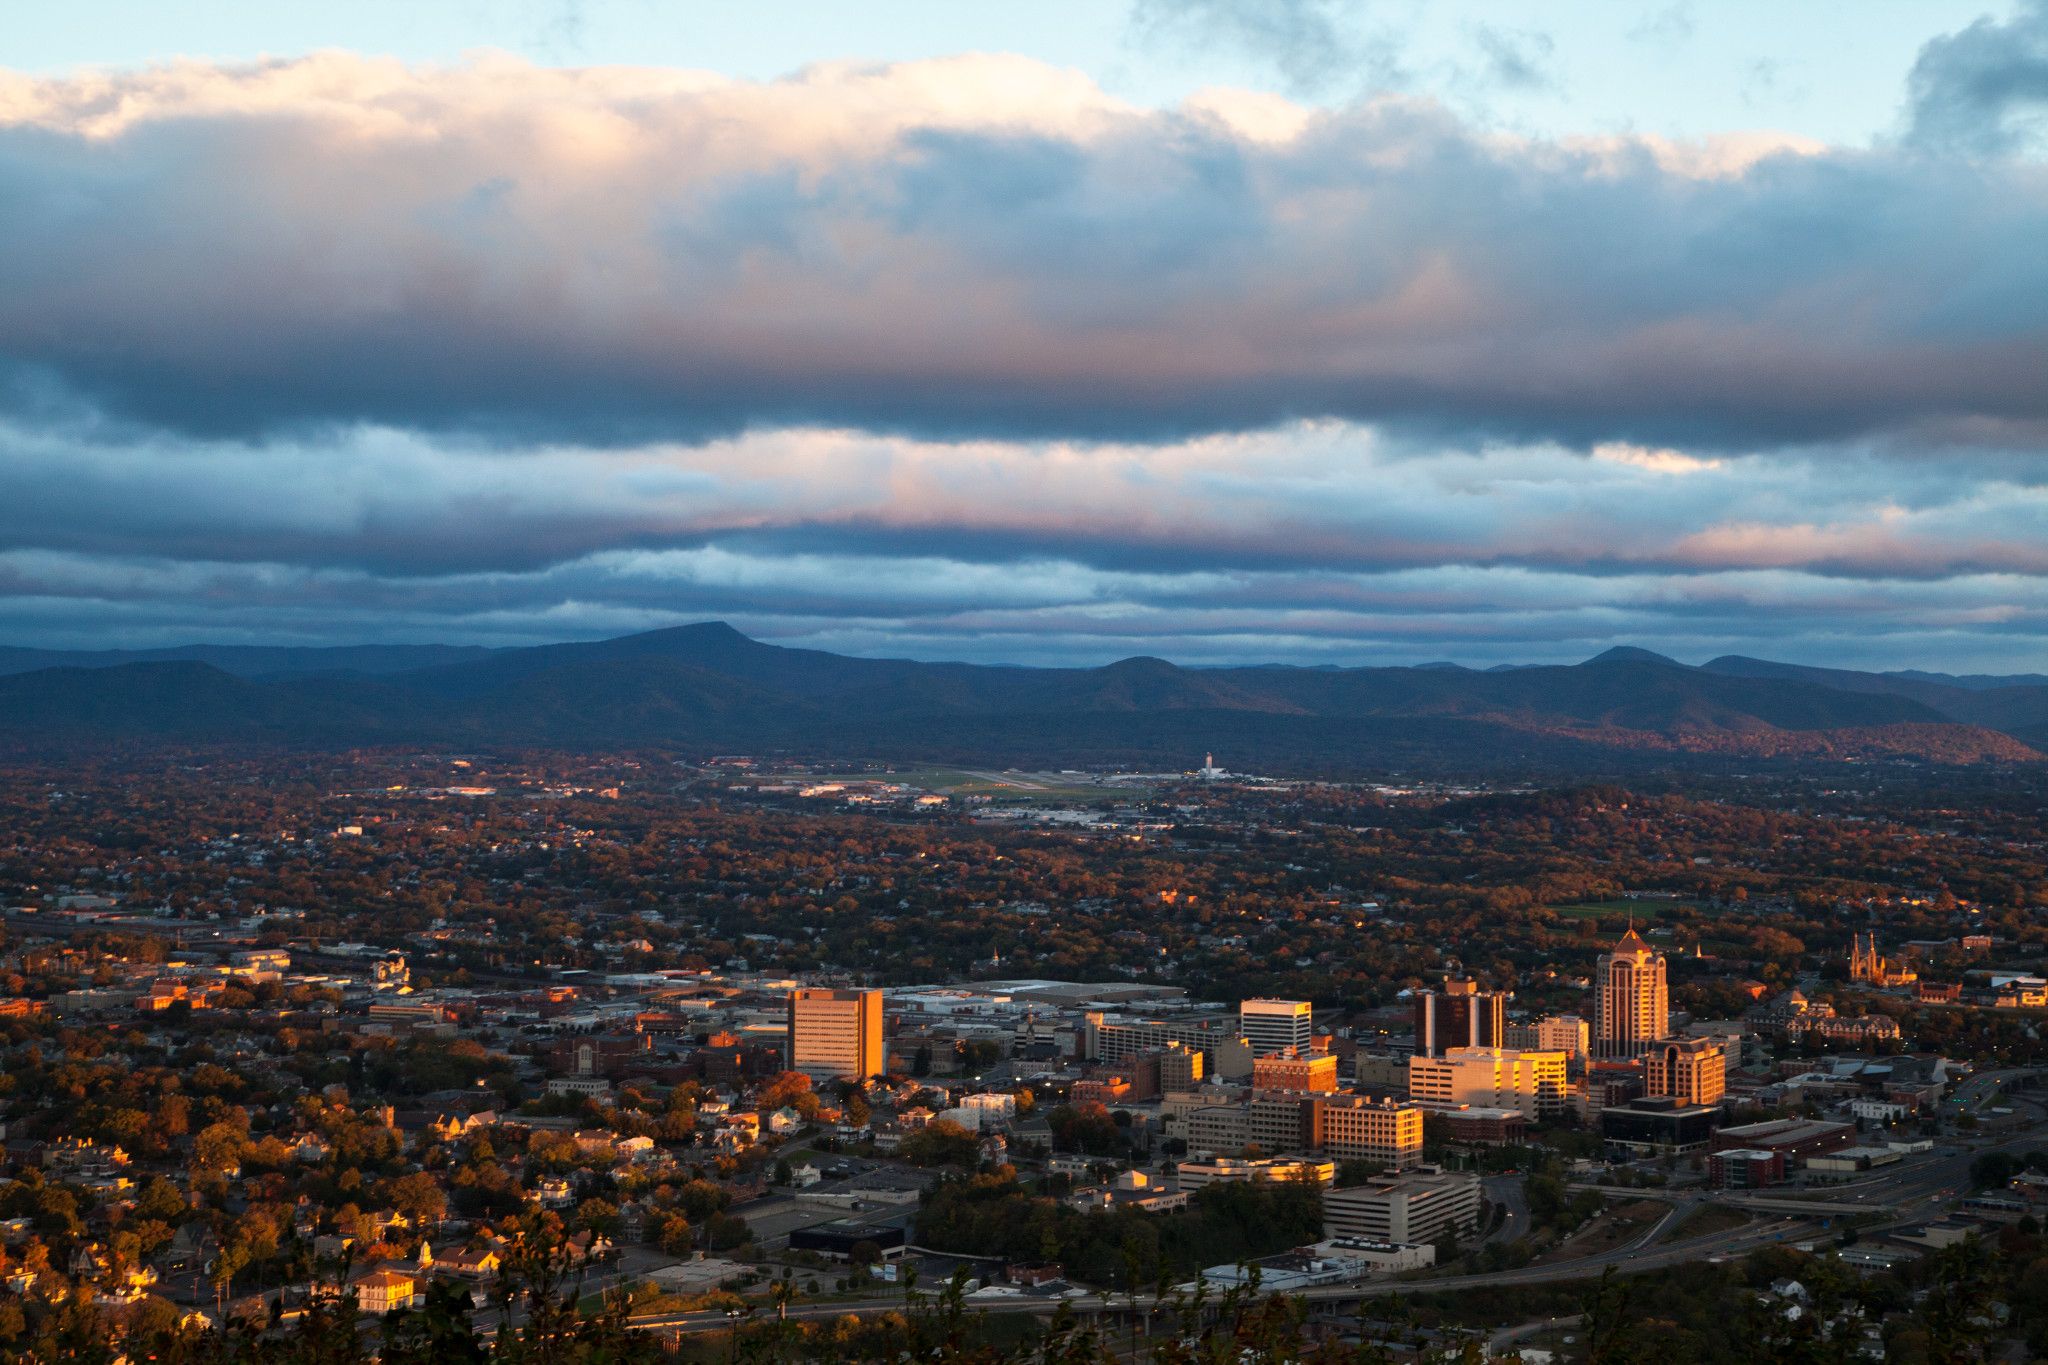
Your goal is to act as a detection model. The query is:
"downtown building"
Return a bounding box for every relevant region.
[1504,1013,1591,1061]
[1252,1049,1341,1093]
[1084,1012,1254,1079]
[1324,1167,1482,1246]
[1240,999,1314,1058]
[788,988,885,1082]
[1407,1047,1570,1121]
[1411,978,1507,1057]
[1175,1156,1336,1191]
[1594,929,1669,1059]
[1310,1095,1426,1169]
[1184,1093,1319,1157]
[1644,1036,1727,1107]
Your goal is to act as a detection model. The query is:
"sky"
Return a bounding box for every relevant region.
[1,1,2046,670]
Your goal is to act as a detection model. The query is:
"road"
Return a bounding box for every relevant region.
[1738,1116,2046,1217]
[629,1075,2048,1341]
[1490,1313,1582,1355]
[623,1211,1816,1335]
[1482,1175,1530,1245]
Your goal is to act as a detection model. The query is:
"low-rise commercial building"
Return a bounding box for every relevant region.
[1709,1118,1856,1165]
[1311,1096,1425,1169]
[1323,1167,1481,1246]
[1253,1050,1340,1093]
[1407,1047,1568,1120]
[1806,1146,1902,1179]
[1308,1238,1437,1275]
[789,1221,909,1260]
[1505,1014,1590,1060]
[1435,1106,1527,1146]
[1175,1156,1335,1191]
[1707,1148,1785,1189]
[1599,1096,1722,1155]
[1085,1013,1253,1080]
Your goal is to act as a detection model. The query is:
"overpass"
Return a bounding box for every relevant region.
[620,1210,1818,1336]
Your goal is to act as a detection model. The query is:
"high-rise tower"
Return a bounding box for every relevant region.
[788,988,885,1082]
[1240,998,1313,1057]
[1412,977,1507,1058]
[1593,928,1668,1059]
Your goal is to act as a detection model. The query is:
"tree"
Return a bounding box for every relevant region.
[1971,1150,2019,1190]
[657,1214,694,1256]
[389,1171,447,1227]
[382,1278,486,1363]
[900,1119,982,1168]
[193,1121,245,1174]
[705,1212,751,1251]
[837,1082,872,1126]
[1046,1103,1125,1156]
[756,1071,816,1114]
[1582,1265,1646,1365]
[211,1240,250,1320]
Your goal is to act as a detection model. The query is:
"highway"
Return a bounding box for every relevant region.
[621,1209,1818,1335]
[1482,1174,1531,1245]
[623,1118,2048,1339]
[625,1070,2046,1342]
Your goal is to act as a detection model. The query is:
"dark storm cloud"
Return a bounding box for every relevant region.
[0,47,2044,671]
[0,54,2043,452]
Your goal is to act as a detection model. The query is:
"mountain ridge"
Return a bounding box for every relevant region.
[0,625,2038,770]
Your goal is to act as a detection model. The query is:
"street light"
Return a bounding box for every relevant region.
[725,1306,744,1365]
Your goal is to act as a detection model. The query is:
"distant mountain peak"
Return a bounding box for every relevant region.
[632,621,753,643]
[1585,646,1683,668]
[1102,656,1180,674]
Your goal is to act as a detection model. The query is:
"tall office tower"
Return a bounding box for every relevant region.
[1240,998,1314,1058]
[1412,977,1506,1058]
[1645,1037,1727,1107]
[1594,929,1669,1059]
[788,988,885,1082]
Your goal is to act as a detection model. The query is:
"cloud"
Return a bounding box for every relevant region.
[7,415,2045,582]
[1467,24,1556,92]
[0,50,2044,671]
[0,411,2044,668]
[1906,0,2048,154]
[1626,4,1695,50]
[0,53,2040,453]
[1126,0,1399,98]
